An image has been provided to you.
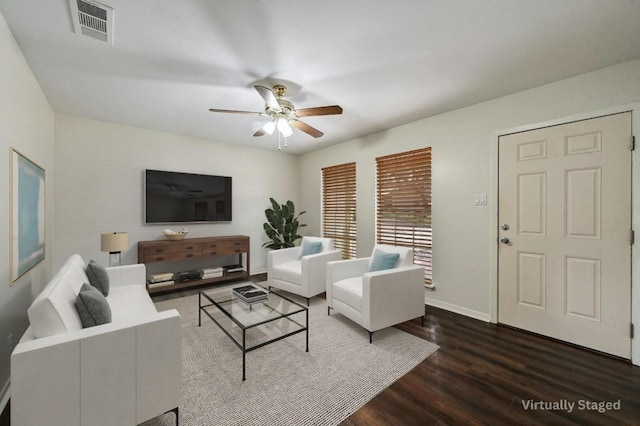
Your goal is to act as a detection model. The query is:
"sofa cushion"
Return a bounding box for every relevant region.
[271,260,303,285]
[86,260,110,296]
[75,283,112,328]
[107,285,157,322]
[368,248,400,272]
[332,277,363,311]
[27,254,88,338]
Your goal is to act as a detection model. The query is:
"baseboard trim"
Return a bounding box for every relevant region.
[0,378,9,417]
[425,297,491,322]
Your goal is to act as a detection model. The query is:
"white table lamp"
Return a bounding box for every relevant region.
[101,232,129,266]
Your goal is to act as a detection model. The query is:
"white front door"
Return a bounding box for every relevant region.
[498,112,632,358]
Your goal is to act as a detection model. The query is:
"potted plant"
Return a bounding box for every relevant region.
[262,198,306,249]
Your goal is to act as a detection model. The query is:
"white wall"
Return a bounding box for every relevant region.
[299,58,640,321]
[0,12,54,409]
[54,115,299,274]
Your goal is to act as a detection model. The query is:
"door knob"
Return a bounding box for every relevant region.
[501,224,510,231]
[500,237,510,244]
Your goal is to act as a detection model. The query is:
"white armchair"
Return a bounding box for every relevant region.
[268,236,342,305]
[327,244,425,342]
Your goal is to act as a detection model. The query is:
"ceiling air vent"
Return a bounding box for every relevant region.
[69,0,114,45]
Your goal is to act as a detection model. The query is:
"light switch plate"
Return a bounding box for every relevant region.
[474,194,487,206]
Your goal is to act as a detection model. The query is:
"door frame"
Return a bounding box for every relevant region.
[489,103,640,365]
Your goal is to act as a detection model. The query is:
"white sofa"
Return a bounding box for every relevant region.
[11,254,181,426]
[268,236,342,305]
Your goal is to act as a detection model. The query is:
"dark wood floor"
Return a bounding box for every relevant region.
[343,305,640,426]
[3,275,639,425]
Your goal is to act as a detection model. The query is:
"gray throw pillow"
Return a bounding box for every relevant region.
[86,260,110,296]
[75,283,112,328]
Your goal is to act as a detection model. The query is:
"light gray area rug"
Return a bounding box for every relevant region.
[142,285,438,426]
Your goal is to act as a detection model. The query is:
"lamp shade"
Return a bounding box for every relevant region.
[101,232,129,253]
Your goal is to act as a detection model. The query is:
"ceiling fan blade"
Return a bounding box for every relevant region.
[254,85,281,111]
[208,108,265,115]
[291,120,324,138]
[295,105,343,117]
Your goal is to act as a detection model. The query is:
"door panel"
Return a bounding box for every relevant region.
[498,112,632,358]
[565,256,600,320]
[518,173,546,236]
[565,168,601,239]
[517,252,546,308]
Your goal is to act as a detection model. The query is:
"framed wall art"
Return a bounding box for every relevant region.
[10,148,45,284]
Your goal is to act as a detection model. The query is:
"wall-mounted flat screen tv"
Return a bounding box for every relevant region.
[144,169,232,223]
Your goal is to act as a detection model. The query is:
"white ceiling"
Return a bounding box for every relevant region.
[2,0,640,154]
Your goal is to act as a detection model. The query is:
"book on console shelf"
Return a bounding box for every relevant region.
[201,273,223,279]
[232,285,268,304]
[223,264,245,274]
[148,272,175,283]
[148,280,175,289]
[175,270,201,283]
[200,267,224,279]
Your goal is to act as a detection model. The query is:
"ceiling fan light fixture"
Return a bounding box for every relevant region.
[277,118,293,137]
[263,120,276,135]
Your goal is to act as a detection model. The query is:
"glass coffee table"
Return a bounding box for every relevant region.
[198,284,309,380]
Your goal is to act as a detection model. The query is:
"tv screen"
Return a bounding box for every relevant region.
[145,169,232,223]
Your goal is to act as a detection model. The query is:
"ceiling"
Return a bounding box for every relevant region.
[2,0,640,154]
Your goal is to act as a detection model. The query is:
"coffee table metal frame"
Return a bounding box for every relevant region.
[198,286,309,380]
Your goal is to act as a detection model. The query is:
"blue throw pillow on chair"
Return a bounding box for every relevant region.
[299,240,323,258]
[368,249,400,272]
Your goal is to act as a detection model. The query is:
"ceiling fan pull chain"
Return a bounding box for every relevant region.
[278,132,282,151]
[284,137,288,148]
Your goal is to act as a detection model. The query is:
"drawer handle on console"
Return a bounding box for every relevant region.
[186,254,194,258]
[186,246,194,250]
[155,249,164,253]
[155,257,164,261]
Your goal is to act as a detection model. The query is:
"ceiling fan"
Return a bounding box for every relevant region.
[208,84,343,140]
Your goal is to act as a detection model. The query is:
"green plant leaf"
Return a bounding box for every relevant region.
[262,198,307,250]
[286,200,295,215]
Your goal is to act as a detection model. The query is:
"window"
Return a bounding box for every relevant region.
[376,147,432,284]
[322,162,357,259]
